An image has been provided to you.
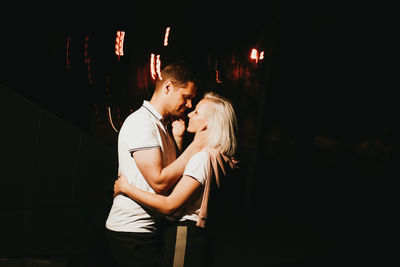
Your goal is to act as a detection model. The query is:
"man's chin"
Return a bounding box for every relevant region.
[177,110,187,117]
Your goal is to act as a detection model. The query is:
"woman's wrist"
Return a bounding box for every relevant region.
[120,183,131,195]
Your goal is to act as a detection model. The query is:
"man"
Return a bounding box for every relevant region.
[105,61,206,267]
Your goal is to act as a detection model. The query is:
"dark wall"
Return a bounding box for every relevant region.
[0,84,117,265]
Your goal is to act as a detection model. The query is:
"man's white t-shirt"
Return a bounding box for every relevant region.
[106,100,177,233]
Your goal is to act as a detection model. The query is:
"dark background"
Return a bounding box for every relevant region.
[1,1,396,266]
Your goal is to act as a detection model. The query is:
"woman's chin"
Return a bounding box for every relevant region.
[187,127,195,133]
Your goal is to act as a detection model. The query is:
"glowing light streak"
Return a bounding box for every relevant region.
[250,48,265,63]
[84,36,89,64]
[250,48,259,63]
[115,31,125,58]
[107,106,119,133]
[215,60,222,83]
[156,54,162,80]
[66,36,71,70]
[163,27,170,46]
[84,36,93,84]
[150,53,157,80]
[259,51,265,60]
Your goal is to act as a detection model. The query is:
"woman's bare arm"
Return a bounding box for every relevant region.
[114,173,202,215]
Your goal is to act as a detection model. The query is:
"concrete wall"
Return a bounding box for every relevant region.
[0,84,117,265]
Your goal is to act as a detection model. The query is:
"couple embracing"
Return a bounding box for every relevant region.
[105,61,238,267]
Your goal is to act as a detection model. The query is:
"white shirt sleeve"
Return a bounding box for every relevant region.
[123,114,160,154]
[183,151,211,185]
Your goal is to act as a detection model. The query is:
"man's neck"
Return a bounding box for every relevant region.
[149,95,167,118]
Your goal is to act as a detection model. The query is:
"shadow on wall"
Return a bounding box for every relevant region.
[0,84,118,266]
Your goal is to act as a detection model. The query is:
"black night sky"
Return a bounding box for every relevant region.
[0,1,396,266]
[1,2,394,136]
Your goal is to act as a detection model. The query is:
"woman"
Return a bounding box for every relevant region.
[114,92,238,267]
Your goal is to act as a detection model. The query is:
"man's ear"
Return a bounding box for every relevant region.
[164,80,174,94]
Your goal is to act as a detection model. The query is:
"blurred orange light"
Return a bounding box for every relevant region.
[66,36,71,70]
[115,31,125,56]
[107,106,119,133]
[215,60,222,83]
[150,53,157,80]
[250,48,258,63]
[150,54,162,80]
[259,51,264,60]
[163,27,170,46]
[156,54,162,80]
[84,36,93,84]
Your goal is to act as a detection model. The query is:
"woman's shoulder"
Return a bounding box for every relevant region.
[190,150,212,163]
[189,148,222,169]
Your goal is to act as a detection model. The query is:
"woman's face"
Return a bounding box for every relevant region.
[187,99,209,133]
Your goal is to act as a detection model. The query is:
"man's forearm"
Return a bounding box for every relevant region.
[133,130,207,194]
[156,141,200,193]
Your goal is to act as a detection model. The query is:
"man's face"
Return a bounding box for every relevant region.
[167,81,196,118]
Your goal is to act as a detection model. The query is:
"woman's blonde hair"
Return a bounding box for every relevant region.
[203,92,238,157]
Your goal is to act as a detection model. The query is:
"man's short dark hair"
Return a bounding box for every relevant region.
[156,60,198,89]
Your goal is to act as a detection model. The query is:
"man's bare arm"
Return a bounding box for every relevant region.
[133,130,207,193]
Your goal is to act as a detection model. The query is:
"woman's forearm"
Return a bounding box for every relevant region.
[118,175,202,216]
[121,184,176,215]
[173,135,183,152]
